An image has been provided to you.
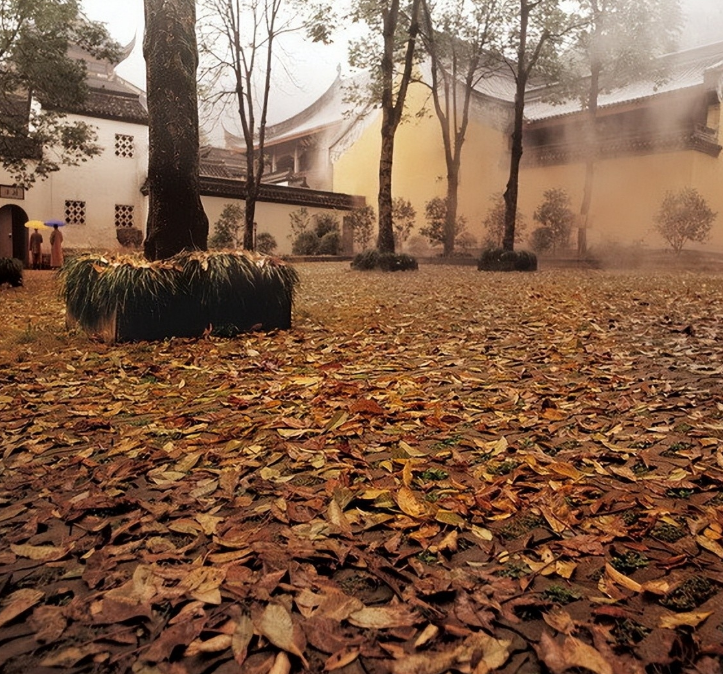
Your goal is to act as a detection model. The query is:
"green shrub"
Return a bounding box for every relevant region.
[292,230,320,255]
[477,248,537,272]
[318,231,341,255]
[530,227,554,253]
[256,232,277,255]
[0,257,23,287]
[351,250,418,272]
[116,226,144,249]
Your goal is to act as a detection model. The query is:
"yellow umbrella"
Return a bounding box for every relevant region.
[25,220,50,230]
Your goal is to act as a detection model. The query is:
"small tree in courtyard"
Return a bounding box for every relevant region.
[420,197,467,250]
[347,205,376,251]
[654,187,716,254]
[482,194,526,249]
[209,204,245,249]
[392,197,416,250]
[532,188,574,253]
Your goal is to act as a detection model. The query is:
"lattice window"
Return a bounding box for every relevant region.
[115,204,135,228]
[115,134,134,158]
[64,200,86,225]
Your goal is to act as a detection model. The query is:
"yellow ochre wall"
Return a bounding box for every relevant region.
[334,82,723,255]
[332,82,512,249]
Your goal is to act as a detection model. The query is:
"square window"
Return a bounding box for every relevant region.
[115,134,134,158]
[115,204,135,228]
[64,200,86,225]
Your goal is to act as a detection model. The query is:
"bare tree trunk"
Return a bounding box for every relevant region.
[376,0,420,254]
[578,60,601,257]
[444,169,459,256]
[503,76,526,252]
[377,125,396,253]
[143,0,208,261]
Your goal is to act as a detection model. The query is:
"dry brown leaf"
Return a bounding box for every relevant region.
[9,543,68,561]
[256,603,308,666]
[348,604,421,629]
[0,588,44,628]
[232,613,254,665]
[324,648,360,671]
[535,632,613,674]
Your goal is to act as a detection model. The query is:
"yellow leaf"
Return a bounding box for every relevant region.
[696,534,723,559]
[324,648,360,671]
[10,543,68,561]
[396,486,429,518]
[555,560,577,580]
[435,510,466,527]
[604,563,641,593]
[398,441,427,458]
[659,610,712,629]
[348,605,420,629]
[470,525,493,541]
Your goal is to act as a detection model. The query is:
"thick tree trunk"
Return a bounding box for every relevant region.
[143,0,208,261]
[502,2,530,253]
[503,89,525,252]
[244,194,257,250]
[377,119,396,253]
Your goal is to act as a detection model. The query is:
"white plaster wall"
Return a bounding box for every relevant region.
[50,115,149,250]
[0,115,149,254]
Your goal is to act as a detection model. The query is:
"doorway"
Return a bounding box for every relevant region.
[0,204,29,264]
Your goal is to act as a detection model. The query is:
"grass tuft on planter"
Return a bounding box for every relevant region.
[60,250,299,342]
[0,257,23,287]
[351,250,419,272]
[477,248,537,272]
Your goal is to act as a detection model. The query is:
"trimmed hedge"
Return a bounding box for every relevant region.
[477,248,537,272]
[0,258,23,287]
[351,250,419,272]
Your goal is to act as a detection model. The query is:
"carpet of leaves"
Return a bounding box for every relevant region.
[1,263,723,674]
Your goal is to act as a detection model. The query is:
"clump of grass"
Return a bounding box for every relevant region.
[651,521,686,543]
[499,560,531,579]
[611,618,651,646]
[418,468,449,482]
[488,460,519,476]
[500,513,545,540]
[661,576,715,611]
[610,550,649,574]
[477,248,537,272]
[666,487,695,499]
[0,257,23,287]
[351,250,418,272]
[542,585,581,605]
[59,251,299,340]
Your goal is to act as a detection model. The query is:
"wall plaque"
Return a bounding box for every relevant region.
[0,185,24,200]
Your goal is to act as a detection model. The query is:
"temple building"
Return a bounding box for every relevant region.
[260,39,723,257]
[2,35,723,261]
[0,42,360,262]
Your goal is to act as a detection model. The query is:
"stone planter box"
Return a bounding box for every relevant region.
[61,252,298,342]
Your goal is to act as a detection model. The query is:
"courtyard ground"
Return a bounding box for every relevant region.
[1,262,722,674]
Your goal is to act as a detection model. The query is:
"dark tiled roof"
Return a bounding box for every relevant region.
[59,87,148,125]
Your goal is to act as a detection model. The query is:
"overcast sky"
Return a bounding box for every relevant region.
[81,0,723,130]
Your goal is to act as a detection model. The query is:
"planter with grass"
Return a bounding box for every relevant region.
[477,248,537,272]
[0,258,23,287]
[351,250,419,271]
[60,251,299,342]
